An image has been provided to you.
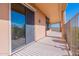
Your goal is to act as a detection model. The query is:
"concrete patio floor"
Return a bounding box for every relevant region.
[12,31,69,56]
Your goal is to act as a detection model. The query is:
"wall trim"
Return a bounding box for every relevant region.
[22,3,37,12]
[9,3,11,55]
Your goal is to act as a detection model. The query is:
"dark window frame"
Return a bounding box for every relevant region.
[46,16,49,30]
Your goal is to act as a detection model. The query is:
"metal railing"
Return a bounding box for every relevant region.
[65,13,79,56]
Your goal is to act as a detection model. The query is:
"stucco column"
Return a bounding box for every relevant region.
[60,22,62,32]
[61,11,65,40]
[49,24,52,31]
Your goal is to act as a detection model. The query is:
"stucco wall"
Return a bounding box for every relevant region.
[0,4,10,55]
[35,11,46,41]
[0,3,46,55]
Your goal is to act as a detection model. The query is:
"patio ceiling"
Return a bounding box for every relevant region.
[29,3,67,24]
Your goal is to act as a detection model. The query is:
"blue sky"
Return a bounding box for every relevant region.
[51,3,79,28]
[11,11,25,27]
[11,3,79,28]
[50,24,60,28]
[65,3,79,23]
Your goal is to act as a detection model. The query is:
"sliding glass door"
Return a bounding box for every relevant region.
[11,4,26,51]
[11,3,35,51]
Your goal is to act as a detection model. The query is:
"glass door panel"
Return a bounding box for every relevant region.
[11,7,26,51]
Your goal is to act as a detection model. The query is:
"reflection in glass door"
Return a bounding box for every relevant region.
[11,3,35,52]
[11,4,26,51]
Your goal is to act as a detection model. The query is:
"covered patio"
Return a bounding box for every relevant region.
[10,3,67,56]
[12,31,69,56]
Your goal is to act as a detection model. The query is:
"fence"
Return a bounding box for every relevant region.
[65,13,79,56]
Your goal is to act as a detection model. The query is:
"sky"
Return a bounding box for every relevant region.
[11,3,79,28]
[51,3,79,28]
[65,3,79,23]
[11,11,25,27]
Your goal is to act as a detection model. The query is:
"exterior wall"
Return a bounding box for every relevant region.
[0,3,46,55]
[0,4,10,55]
[35,10,46,41]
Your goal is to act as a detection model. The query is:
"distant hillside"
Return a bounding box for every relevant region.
[51,27,60,32]
[12,23,25,29]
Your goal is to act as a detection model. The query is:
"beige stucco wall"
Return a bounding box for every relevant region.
[0,3,46,55]
[35,11,46,41]
[0,4,10,55]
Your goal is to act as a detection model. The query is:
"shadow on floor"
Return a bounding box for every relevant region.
[53,39,67,44]
[54,45,69,50]
[47,36,62,39]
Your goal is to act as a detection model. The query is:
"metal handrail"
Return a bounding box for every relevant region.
[64,13,79,56]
